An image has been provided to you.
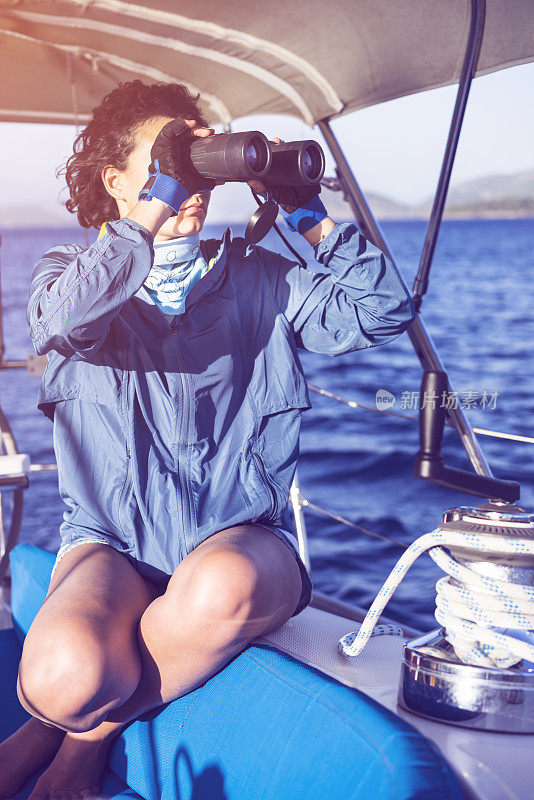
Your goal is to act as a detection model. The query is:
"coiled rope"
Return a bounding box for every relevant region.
[338,526,534,669]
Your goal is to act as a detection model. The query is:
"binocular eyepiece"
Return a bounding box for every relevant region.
[189,131,325,186]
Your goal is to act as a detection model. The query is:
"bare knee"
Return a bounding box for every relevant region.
[194,549,261,618]
[160,549,272,649]
[189,534,303,636]
[17,617,142,732]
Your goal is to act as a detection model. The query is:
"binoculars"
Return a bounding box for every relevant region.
[189,131,325,186]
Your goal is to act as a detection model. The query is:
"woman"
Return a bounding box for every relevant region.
[0,80,415,799]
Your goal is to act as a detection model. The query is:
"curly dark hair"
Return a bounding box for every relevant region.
[59,80,209,229]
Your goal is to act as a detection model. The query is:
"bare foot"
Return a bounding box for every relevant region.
[27,727,120,800]
[0,717,65,799]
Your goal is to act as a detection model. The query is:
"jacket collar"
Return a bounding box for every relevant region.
[101,221,233,313]
[183,226,232,313]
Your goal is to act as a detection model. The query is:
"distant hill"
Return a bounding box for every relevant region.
[320,170,534,219]
[415,169,534,219]
[444,169,534,206]
[317,186,412,221]
[2,168,533,228]
[440,197,534,218]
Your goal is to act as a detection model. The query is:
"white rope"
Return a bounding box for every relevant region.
[338,526,534,669]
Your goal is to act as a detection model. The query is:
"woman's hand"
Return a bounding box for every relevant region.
[246,137,321,213]
[133,118,225,232]
[184,119,214,138]
[147,117,219,196]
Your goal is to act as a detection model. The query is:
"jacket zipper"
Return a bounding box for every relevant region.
[118,378,132,545]
[252,451,279,519]
[174,328,193,551]
[117,446,131,543]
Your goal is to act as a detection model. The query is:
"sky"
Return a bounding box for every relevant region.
[0,61,533,218]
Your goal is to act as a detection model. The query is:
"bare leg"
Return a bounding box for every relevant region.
[0,542,159,799]
[0,718,65,799]
[8,525,302,800]
[105,524,302,723]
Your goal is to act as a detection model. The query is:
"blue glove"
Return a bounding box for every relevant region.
[138,118,215,214]
[254,183,328,235]
[281,195,328,235]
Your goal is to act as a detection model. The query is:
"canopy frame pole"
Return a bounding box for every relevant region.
[66,52,90,248]
[412,0,486,312]
[289,468,311,572]
[317,0,493,480]
[0,234,4,364]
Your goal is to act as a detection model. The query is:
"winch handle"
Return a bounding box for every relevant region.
[413,370,520,502]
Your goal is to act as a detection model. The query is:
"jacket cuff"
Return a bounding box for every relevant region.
[312,221,348,255]
[104,216,155,243]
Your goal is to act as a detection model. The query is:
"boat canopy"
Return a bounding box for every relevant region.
[1,0,533,127]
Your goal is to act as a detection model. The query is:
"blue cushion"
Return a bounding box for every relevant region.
[8,544,465,800]
[0,628,28,736]
[10,544,56,647]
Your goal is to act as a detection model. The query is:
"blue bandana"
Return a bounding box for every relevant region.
[143,233,210,315]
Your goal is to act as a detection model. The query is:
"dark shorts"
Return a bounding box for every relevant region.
[249,520,313,618]
[50,520,313,619]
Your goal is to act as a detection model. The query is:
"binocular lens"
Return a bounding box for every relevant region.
[246,144,259,170]
[245,136,269,174]
[302,150,313,176]
[301,146,323,181]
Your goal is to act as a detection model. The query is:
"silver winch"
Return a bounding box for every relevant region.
[398,500,534,733]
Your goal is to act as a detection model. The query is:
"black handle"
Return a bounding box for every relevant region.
[413,370,520,502]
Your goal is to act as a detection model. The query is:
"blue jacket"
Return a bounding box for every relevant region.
[27,218,415,588]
